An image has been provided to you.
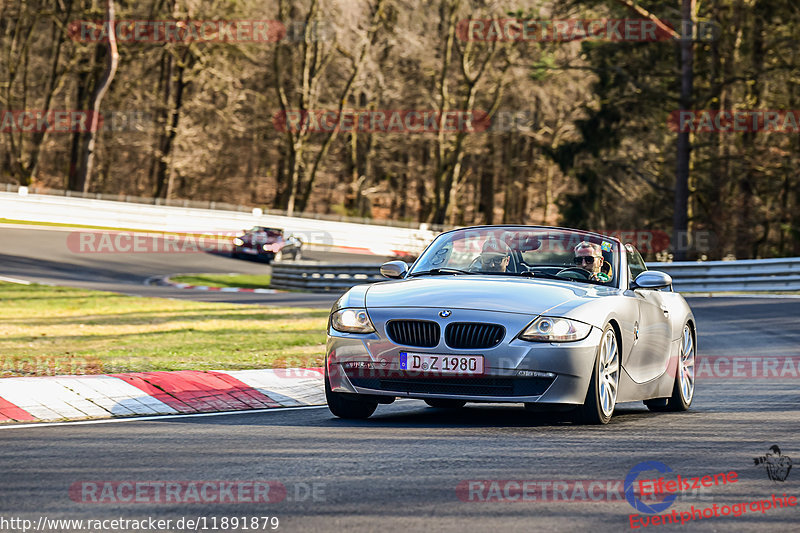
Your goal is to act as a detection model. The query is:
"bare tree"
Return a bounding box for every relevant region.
[75,0,119,193]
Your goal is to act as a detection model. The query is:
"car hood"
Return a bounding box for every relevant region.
[365,276,617,315]
[244,235,280,243]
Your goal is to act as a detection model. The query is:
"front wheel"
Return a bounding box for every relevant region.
[646,324,695,412]
[325,376,377,419]
[424,399,467,409]
[576,325,620,425]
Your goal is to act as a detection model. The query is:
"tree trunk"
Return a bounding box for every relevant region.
[154,50,191,199]
[76,0,119,194]
[672,0,695,261]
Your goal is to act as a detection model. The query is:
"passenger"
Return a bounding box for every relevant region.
[477,240,511,272]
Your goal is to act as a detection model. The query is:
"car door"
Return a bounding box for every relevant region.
[624,244,673,383]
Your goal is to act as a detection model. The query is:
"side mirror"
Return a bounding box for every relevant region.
[380,260,408,279]
[632,271,672,290]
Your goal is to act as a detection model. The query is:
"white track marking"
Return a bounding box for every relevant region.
[0,275,31,285]
[225,369,325,406]
[0,404,329,430]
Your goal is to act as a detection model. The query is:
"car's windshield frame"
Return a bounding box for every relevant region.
[408,225,623,288]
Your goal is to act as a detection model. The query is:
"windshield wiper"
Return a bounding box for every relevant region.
[408,268,476,277]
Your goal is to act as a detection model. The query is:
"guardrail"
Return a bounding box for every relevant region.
[271,258,800,293]
[649,257,800,293]
[270,263,384,291]
[1,182,447,230]
[0,190,437,256]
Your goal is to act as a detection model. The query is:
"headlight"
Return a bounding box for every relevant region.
[331,308,375,333]
[519,317,592,342]
[233,238,244,246]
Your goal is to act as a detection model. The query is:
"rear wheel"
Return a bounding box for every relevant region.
[646,324,695,412]
[424,399,467,409]
[577,325,619,425]
[325,375,377,419]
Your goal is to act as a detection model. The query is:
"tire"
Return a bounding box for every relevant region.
[645,324,695,412]
[293,249,302,261]
[424,399,467,409]
[273,250,283,262]
[325,375,378,419]
[576,324,620,425]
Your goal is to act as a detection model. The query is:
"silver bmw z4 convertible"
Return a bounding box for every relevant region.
[325,225,696,424]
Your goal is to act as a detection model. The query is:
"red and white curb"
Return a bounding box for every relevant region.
[0,368,324,423]
[147,275,279,293]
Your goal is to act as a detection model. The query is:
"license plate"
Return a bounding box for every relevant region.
[243,247,258,254]
[399,352,484,375]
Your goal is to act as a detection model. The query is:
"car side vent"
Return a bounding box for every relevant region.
[386,320,440,348]
[445,322,505,349]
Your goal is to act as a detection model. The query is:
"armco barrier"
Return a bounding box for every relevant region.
[0,182,438,229]
[648,257,800,293]
[270,263,383,291]
[271,258,800,293]
[0,190,436,256]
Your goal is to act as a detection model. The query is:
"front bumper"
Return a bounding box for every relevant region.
[326,315,603,405]
[234,245,275,258]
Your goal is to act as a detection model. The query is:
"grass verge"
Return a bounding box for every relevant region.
[169,273,272,289]
[0,282,326,376]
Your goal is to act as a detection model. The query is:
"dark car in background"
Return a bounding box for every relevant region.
[231,226,302,263]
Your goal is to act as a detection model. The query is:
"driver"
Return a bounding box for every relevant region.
[477,239,511,272]
[573,242,610,282]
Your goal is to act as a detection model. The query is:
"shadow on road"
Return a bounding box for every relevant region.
[152,401,675,430]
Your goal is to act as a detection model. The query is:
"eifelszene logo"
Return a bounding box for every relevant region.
[754,446,792,482]
[625,461,677,514]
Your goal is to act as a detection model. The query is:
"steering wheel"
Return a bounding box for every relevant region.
[556,267,593,280]
[466,256,482,272]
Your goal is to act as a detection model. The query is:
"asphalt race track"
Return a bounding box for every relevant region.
[1,224,799,532]
[0,224,389,307]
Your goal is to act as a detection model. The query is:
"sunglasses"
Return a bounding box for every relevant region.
[483,256,507,267]
[574,256,599,265]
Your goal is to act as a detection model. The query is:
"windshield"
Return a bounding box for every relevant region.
[249,227,283,236]
[410,226,620,287]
